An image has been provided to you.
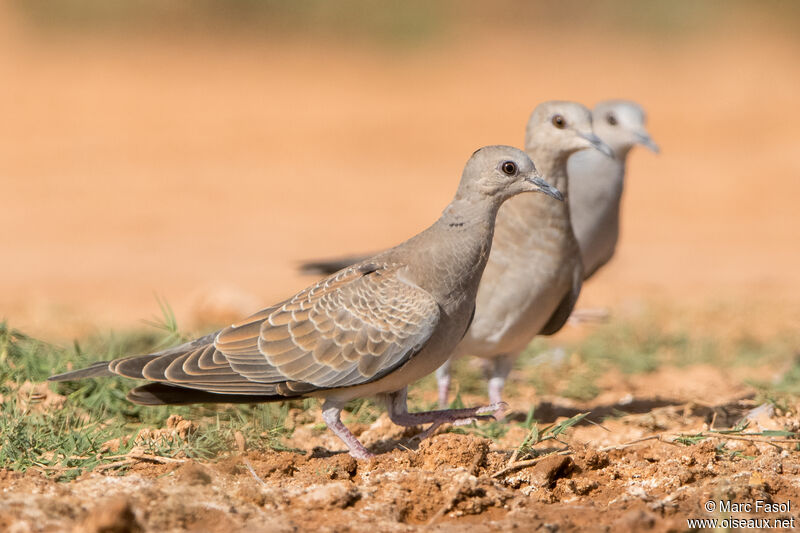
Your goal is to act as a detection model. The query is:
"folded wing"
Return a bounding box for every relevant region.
[73,262,439,399]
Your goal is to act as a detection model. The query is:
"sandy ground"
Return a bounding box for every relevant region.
[3,362,800,532]
[2,4,800,532]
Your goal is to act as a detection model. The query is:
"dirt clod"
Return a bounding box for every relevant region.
[14,381,66,412]
[76,498,143,533]
[175,462,212,486]
[414,433,490,471]
[614,509,657,530]
[298,481,360,509]
[530,455,573,488]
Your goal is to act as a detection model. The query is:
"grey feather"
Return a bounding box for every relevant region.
[48,361,113,381]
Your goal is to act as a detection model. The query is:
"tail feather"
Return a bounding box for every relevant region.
[127,382,288,405]
[298,254,369,276]
[48,361,113,381]
[47,334,304,404]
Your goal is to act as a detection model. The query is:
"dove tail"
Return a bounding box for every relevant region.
[298,254,368,276]
[127,382,286,406]
[48,361,113,381]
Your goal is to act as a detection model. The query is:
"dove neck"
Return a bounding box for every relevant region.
[439,195,501,231]
[596,132,635,161]
[532,151,570,202]
[614,144,633,162]
[400,196,499,300]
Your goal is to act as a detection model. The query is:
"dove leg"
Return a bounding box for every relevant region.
[435,358,452,408]
[385,388,503,439]
[567,307,610,325]
[321,399,374,460]
[484,354,515,418]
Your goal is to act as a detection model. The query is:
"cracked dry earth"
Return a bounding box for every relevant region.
[3,384,800,533]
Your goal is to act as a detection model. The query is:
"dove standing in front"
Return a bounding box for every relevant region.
[436,101,613,409]
[568,99,659,279]
[50,146,563,459]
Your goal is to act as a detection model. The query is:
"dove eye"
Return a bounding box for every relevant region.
[551,114,566,129]
[607,113,618,126]
[501,161,518,176]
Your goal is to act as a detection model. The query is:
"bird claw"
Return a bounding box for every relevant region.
[348,448,376,460]
[410,404,505,442]
[475,402,507,415]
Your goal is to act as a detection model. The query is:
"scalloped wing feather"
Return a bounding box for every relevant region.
[216,262,439,389]
[109,262,439,397]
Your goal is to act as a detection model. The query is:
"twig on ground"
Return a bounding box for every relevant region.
[95,459,136,471]
[598,435,661,452]
[674,432,800,448]
[492,449,573,479]
[126,453,186,464]
[585,418,612,433]
[396,442,416,454]
[242,457,268,487]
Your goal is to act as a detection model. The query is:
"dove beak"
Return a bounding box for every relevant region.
[578,131,615,158]
[526,175,564,202]
[636,131,660,153]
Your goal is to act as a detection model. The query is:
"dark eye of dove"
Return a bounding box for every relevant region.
[501,161,518,176]
[606,113,618,126]
[551,114,566,129]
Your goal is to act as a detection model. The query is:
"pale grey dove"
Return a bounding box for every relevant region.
[567,99,658,279]
[49,145,563,459]
[435,101,612,409]
[299,100,658,282]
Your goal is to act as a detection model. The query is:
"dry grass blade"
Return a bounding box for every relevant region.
[597,435,661,452]
[671,432,800,448]
[506,412,589,468]
[94,459,136,471]
[242,457,268,487]
[125,453,186,464]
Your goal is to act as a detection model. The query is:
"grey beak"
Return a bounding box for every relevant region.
[636,132,660,153]
[526,175,564,202]
[578,131,615,158]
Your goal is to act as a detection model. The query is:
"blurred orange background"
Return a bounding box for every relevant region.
[1,1,798,339]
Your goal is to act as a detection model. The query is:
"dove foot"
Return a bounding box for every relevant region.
[386,388,504,440]
[567,307,610,325]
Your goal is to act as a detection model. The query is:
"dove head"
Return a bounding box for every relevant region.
[593,100,659,157]
[456,145,563,205]
[525,101,613,161]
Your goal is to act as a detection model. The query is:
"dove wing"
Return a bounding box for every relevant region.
[107,262,440,397]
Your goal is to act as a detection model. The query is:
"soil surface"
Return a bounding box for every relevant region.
[3,363,800,532]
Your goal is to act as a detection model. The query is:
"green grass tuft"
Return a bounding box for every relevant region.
[0,321,295,480]
[516,314,799,403]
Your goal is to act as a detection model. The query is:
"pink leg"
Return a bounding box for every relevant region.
[436,359,452,408]
[386,388,504,440]
[485,355,514,419]
[321,400,374,460]
[488,377,504,406]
